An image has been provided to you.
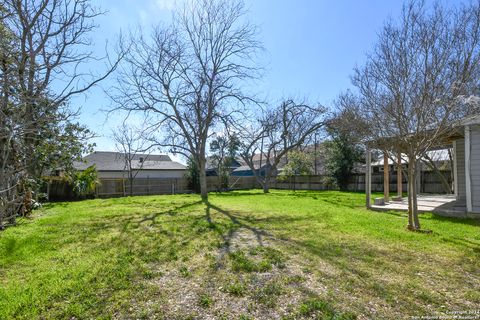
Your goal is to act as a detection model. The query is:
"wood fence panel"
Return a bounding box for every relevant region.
[47,170,453,200]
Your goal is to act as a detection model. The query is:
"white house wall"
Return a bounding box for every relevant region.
[471,125,480,212]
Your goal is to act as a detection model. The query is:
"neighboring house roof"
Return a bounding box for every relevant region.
[205,153,280,172]
[205,156,243,171]
[73,151,185,171]
[130,159,186,170]
[232,163,266,173]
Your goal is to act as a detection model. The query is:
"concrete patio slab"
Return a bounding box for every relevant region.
[371,194,470,217]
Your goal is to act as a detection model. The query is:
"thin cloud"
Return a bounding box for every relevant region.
[154,0,178,11]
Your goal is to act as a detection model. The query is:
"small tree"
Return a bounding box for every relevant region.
[324,99,365,191]
[353,0,480,230]
[324,135,363,191]
[72,165,99,198]
[279,150,313,190]
[112,124,150,196]
[210,134,240,190]
[240,99,326,193]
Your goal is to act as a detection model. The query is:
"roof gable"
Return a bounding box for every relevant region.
[74,151,185,171]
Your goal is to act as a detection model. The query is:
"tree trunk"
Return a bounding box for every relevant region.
[412,159,421,229]
[262,168,270,193]
[130,177,133,197]
[407,155,421,230]
[199,158,208,200]
[23,188,32,216]
[262,179,270,193]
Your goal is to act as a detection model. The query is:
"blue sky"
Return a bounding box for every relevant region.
[74,0,440,153]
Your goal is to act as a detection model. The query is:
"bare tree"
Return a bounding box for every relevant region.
[4,0,122,173]
[0,0,123,225]
[110,0,261,201]
[112,124,150,196]
[0,5,24,227]
[239,99,326,193]
[420,151,452,194]
[352,0,480,230]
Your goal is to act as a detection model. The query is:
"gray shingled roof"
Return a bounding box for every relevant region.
[73,151,186,171]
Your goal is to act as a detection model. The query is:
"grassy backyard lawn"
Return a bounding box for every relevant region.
[0,190,479,319]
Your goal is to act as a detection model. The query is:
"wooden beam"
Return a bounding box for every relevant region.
[383,151,389,202]
[366,146,372,208]
[397,152,402,197]
[465,125,473,212]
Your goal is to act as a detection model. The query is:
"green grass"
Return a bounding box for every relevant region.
[198,292,213,308]
[0,190,479,319]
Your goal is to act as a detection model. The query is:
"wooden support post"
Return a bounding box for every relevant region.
[366,145,372,208]
[453,141,458,198]
[397,152,402,197]
[383,151,389,202]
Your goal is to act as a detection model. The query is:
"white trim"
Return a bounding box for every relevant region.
[453,141,458,198]
[465,125,473,212]
[366,146,372,208]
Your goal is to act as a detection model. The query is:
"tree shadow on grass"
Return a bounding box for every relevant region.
[440,237,480,255]
[199,201,416,317]
[204,201,274,266]
[427,214,480,227]
[212,190,266,197]
[137,200,203,226]
[204,201,385,276]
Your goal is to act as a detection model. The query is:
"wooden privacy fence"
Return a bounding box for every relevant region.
[96,178,191,197]
[47,171,453,200]
[357,171,452,194]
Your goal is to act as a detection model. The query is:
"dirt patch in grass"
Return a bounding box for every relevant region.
[126,227,355,320]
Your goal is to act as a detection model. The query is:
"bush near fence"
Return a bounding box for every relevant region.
[47,170,452,200]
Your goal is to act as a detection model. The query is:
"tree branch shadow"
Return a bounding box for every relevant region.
[137,200,203,226]
[204,200,273,268]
